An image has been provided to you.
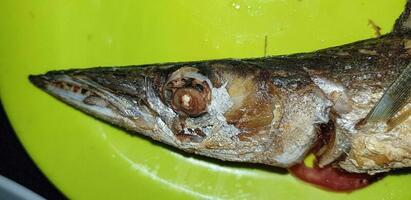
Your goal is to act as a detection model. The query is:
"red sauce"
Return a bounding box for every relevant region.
[289,158,381,192]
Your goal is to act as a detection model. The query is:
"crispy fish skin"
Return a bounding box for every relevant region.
[29,2,411,173]
[339,109,411,174]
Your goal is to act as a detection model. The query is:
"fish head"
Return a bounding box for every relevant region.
[29,62,245,147]
[30,60,332,166]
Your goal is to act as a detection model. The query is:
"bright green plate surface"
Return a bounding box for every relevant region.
[0,0,410,199]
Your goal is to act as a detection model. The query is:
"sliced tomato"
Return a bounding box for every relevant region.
[289,159,381,192]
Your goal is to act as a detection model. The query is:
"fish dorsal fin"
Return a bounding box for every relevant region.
[393,0,411,35]
[364,63,411,123]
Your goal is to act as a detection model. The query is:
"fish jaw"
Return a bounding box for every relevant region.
[28,70,159,137]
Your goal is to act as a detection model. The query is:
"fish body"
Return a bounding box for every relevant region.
[30,2,411,174]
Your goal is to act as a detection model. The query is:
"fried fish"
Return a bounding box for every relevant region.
[29,0,411,190]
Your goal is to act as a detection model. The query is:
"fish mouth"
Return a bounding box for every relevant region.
[29,70,157,134]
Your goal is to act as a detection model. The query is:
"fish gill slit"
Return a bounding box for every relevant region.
[301,67,345,164]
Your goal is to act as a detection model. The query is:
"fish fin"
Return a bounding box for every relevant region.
[393,0,411,35]
[363,63,411,123]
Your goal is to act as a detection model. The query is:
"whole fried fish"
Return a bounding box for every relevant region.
[30,1,411,176]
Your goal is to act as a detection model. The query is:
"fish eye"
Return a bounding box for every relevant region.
[162,67,212,117]
[171,88,207,116]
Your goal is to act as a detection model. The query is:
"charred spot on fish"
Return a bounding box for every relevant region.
[194,128,206,137]
[259,69,272,81]
[175,127,206,143]
[194,82,205,92]
[49,81,88,95]
[72,85,80,93]
[52,81,64,89]
[175,133,191,142]
[314,120,335,156]
[355,118,368,129]
[112,71,128,79]
[272,76,310,90]
[162,67,212,117]
[81,88,88,95]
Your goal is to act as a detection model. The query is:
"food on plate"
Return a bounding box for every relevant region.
[29,1,411,192]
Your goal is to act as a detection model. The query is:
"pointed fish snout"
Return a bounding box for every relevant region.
[29,69,158,134]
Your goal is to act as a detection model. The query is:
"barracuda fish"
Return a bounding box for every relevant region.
[30,1,411,181]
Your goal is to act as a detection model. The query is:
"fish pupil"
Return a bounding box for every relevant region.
[194,83,204,92]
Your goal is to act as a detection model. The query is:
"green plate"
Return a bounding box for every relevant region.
[0,0,410,199]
